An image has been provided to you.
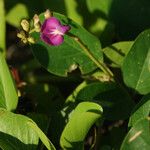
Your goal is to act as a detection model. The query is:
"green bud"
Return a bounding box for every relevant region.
[21,19,30,32]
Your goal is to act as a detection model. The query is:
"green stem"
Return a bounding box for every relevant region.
[72,36,114,78]
[0,0,6,56]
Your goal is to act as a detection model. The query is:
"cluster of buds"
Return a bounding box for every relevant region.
[17,12,42,44]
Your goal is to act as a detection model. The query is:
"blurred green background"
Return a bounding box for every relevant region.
[5,0,150,47]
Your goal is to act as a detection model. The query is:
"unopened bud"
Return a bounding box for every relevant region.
[44,9,52,19]
[27,37,35,44]
[22,38,28,44]
[33,14,40,25]
[17,30,26,39]
[33,14,41,32]
[21,19,30,32]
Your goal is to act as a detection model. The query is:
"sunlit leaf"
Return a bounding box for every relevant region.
[103,41,133,67]
[0,53,18,111]
[60,102,103,149]
[121,118,150,150]
[122,29,150,94]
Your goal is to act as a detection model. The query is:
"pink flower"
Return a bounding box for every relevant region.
[40,17,70,46]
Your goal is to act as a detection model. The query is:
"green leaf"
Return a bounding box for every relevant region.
[86,0,113,15]
[86,0,115,46]
[5,0,45,27]
[67,81,134,120]
[103,41,133,67]
[31,12,103,76]
[122,29,150,94]
[120,118,150,150]
[6,3,28,27]
[129,94,150,127]
[64,0,83,25]
[60,102,103,150]
[0,108,39,150]
[0,108,55,150]
[0,53,18,111]
[27,120,56,150]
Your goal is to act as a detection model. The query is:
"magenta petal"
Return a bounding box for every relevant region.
[41,17,61,32]
[50,34,64,46]
[41,33,52,45]
[61,25,71,34]
[40,17,71,46]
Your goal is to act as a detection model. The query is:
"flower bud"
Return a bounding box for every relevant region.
[44,9,52,19]
[21,19,30,32]
[27,37,35,44]
[17,30,26,39]
[33,14,39,25]
[33,14,41,32]
[22,38,28,44]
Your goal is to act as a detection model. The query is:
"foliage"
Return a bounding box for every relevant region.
[0,0,150,150]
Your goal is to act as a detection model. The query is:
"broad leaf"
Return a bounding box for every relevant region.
[122,29,150,94]
[103,41,133,67]
[0,108,38,150]
[0,53,18,111]
[120,118,150,150]
[31,12,103,76]
[60,102,103,149]
[0,108,55,150]
[66,81,134,120]
[129,94,150,127]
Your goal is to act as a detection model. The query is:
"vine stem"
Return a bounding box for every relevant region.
[71,36,114,78]
[0,0,6,56]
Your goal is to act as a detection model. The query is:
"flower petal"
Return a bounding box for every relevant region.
[61,25,71,34]
[40,33,52,45]
[50,34,64,46]
[41,17,61,32]
[41,33,64,46]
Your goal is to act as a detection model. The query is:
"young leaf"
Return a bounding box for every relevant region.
[60,102,103,149]
[120,118,150,150]
[31,12,103,76]
[122,29,150,94]
[129,94,150,127]
[0,53,18,111]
